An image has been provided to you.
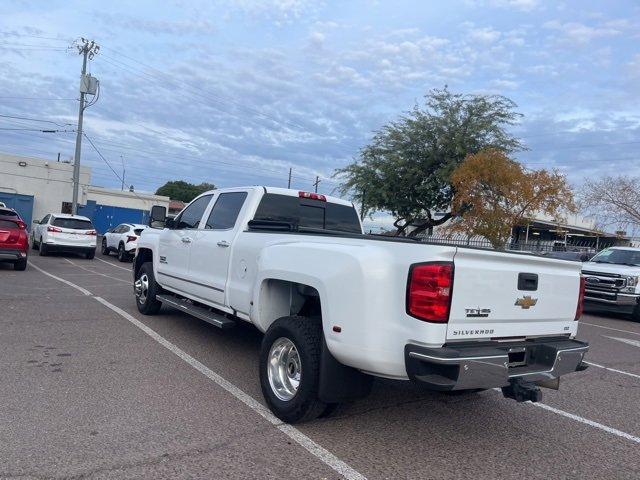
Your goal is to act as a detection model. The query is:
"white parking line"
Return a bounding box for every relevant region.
[95,256,132,272]
[63,258,130,284]
[584,361,640,380]
[580,321,640,337]
[27,261,91,296]
[531,402,640,444]
[490,388,640,444]
[30,261,366,480]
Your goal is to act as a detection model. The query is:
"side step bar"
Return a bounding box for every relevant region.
[156,294,235,330]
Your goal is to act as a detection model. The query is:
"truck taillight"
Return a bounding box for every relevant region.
[407,262,454,323]
[575,276,585,320]
[299,191,326,201]
[47,226,62,233]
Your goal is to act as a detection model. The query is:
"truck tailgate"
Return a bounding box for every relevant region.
[447,248,581,340]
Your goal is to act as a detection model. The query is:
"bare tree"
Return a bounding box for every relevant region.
[579,176,640,235]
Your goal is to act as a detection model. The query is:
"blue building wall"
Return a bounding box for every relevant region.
[79,202,149,234]
[0,192,34,225]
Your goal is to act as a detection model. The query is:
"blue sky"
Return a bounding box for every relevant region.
[1,0,639,210]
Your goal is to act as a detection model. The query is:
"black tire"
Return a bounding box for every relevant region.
[135,262,162,315]
[117,243,127,262]
[259,316,328,423]
[632,305,640,322]
[101,238,110,255]
[31,236,38,250]
[38,239,47,256]
[85,249,95,260]
[14,258,27,271]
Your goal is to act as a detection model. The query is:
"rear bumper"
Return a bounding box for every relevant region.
[0,248,27,261]
[405,337,589,391]
[44,244,96,254]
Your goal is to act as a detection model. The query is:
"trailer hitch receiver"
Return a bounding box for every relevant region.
[501,378,542,403]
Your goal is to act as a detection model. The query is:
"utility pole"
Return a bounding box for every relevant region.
[287,167,292,189]
[313,176,320,193]
[120,155,126,191]
[71,38,99,214]
[359,188,366,221]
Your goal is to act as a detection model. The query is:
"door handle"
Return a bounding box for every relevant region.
[217,240,230,248]
[181,237,192,244]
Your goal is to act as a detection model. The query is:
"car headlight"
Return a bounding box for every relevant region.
[624,275,639,293]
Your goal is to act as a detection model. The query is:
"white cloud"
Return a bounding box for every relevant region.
[543,20,622,45]
[468,27,501,44]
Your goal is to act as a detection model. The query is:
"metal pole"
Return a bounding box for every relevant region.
[71,46,88,215]
[314,176,320,193]
[120,155,125,191]
[287,167,292,189]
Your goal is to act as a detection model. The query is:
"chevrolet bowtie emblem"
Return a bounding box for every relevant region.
[515,295,538,309]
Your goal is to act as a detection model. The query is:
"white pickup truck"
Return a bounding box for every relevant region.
[582,246,640,321]
[133,187,589,423]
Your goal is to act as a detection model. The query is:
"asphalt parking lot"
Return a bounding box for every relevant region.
[1,253,639,480]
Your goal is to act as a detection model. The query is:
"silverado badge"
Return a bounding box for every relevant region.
[515,295,538,309]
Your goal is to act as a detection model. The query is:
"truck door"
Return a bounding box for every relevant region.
[187,191,249,307]
[157,194,213,294]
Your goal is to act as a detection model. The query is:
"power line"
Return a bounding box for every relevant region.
[0,113,73,126]
[0,96,76,101]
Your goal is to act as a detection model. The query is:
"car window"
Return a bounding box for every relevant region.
[205,192,248,230]
[175,195,213,229]
[52,218,94,230]
[41,214,51,224]
[0,208,18,217]
[252,194,362,233]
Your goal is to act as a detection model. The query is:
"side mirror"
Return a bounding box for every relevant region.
[33,220,40,225]
[165,217,176,229]
[149,205,167,228]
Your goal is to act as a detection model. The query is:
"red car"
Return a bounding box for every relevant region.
[0,207,28,271]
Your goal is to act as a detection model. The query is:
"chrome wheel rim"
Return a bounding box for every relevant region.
[267,337,301,402]
[134,273,149,304]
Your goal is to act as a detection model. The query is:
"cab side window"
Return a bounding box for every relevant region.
[205,192,248,230]
[175,195,213,229]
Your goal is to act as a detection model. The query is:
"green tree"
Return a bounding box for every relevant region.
[334,87,525,236]
[155,181,216,203]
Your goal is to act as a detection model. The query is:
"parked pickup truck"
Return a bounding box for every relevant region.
[581,246,640,321]
[133,187,589,423]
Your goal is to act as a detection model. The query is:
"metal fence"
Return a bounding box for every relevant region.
[415,234,616,255]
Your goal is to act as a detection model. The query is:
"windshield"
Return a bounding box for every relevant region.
[590,249,640,266]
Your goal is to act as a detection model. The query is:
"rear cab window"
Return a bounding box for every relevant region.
[52,218,94,230]
[252,193,361,233]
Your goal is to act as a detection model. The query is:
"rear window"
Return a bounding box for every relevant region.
[0,219,18,229]
[0,208,18,218]
[133,228,144,235]
[253,194,361,233]
[52,218,94,230]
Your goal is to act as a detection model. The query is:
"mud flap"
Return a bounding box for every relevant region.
[318,337,372,403]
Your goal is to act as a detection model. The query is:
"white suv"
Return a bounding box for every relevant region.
[101,223,146,262]
[31,213,97,259]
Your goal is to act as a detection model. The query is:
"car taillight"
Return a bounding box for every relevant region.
[86,230,97,236]
[16,220,26,230]
[126,235,137,243]
[575,276,585,320]
[299,191,326,201]
[407,262,454,323]
[47,226,62,233]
